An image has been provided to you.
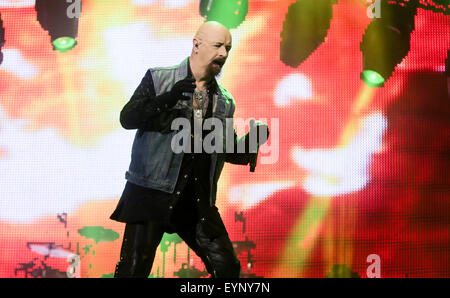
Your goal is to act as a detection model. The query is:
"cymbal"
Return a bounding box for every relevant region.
[27,242,74,259]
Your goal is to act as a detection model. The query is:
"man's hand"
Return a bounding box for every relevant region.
[249,119,269,146]
[165,77,196,108]
[248,119,269,172]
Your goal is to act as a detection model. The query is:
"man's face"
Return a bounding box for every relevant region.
[195,28,232,77]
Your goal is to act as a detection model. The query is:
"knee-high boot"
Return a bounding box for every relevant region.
[114,222,164,278]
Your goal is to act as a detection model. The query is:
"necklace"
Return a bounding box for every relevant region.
[193,89,208,118]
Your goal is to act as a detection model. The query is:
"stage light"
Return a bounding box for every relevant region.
[360,1,417,87]
[52,36,77,53]
[280,0,337,68]
[360,69,385,88]
[199,0,248,29]
[35,0,81,53]
[0,13,5,65]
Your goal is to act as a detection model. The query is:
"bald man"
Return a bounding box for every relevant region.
[110,21,267,278]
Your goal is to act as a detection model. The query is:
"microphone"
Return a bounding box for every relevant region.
[248,119,269,172]
[249,120,257,172]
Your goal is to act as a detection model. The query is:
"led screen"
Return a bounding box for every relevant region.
[0,0,449,278]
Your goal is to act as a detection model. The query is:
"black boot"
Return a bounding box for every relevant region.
[114,222,165,278]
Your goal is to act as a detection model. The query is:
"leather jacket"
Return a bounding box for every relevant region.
[121,57,250,206]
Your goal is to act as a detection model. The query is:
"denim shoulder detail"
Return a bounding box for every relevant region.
[125,58,190,194]
[217,83,235,105]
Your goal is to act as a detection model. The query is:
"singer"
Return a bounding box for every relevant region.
[110,21,269,278]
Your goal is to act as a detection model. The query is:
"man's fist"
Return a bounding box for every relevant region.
[158,77,196,109]
[171,77,196,99]
[249,119,269,145]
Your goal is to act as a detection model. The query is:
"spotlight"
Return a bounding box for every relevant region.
[35,0,81,53]
[199,0,248,29]
[280,0,337,68]
[360,1,417,87]
[0,14,5,64]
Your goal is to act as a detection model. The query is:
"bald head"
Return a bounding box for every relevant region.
[190,21,232,80]
[194,21,231,42]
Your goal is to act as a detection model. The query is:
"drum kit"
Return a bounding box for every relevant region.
[168,211,262,278]
[14,242,76,278]
[15,213,120,278]
[231,211,262,278]
[15,211,261,278]
[15,257,68,278]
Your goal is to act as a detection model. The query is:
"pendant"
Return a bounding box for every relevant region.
[194,109,203,118]
[194,91,204,102]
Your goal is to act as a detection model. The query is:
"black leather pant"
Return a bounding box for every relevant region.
[114,221,241,278]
